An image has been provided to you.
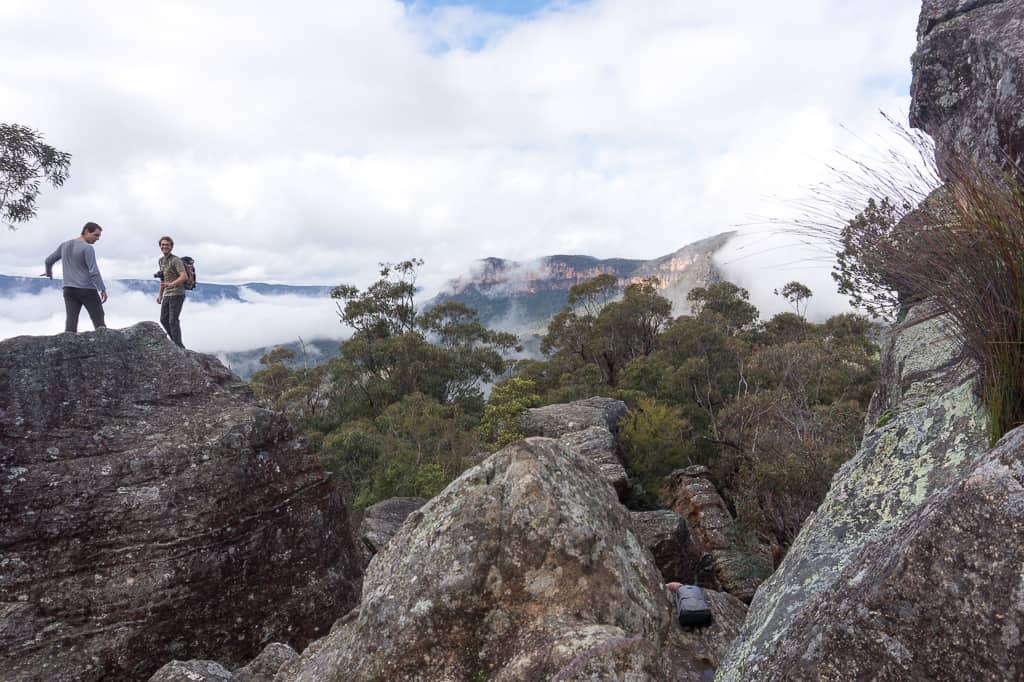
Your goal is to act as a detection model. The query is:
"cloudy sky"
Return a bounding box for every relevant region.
[1,0,925,351]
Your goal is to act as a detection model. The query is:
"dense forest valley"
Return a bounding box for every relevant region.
[250,258,880,568]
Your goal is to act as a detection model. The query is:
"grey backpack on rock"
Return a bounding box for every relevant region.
[676,585,713,627]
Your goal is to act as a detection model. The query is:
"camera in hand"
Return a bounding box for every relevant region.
[153,271,163,280]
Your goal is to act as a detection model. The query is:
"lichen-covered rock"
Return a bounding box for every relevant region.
[629,509,710,587]
[557,425,629,497]
[663,467,770,601]
[276,437,745,681]
[147,643,299,682]
[358,496,426,554]
[0,324,363,681]
[233,643,300,682]
[721,426,1024,680]
[717,306,990,679]
[518,396,628,438]
[518,397,630,498]
[910,0,1024,171]
[149,660,233,682]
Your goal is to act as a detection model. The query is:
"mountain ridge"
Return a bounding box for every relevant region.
[433,230,736,331]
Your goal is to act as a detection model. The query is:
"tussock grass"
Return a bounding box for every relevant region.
[792,120,1024,444]
[922,159,1024,443]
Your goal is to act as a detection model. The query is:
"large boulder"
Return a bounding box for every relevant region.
[717,305,995,679]
[517,396,628,437]
[722,426,1024,679]
[0,324,363,681]
[910,0,1024,171]
[518,397,630,498]
[277,437,746,681]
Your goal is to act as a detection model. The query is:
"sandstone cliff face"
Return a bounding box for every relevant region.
[433,232,734,331]
[715,306,1024,679]
[450,233,732,301]
[0,324,363,681]
[911,0,1024,170]
[276,437,747,681]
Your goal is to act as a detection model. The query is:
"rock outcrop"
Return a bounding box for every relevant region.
[277,437,747,681]
[663,467,772,602]
[0,324,363,681]
[358,496,426,554]
[911,0,1024,171]
[518,396,628,437]
[716,305,1011,679]
[518,396,630,497]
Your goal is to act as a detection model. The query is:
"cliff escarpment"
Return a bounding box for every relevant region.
[436,232,734,331]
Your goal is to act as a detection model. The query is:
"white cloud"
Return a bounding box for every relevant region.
[0,285,345,354]
[2,0,925,344]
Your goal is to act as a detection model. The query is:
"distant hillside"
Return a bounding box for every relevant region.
[3,232,733,375]
[217,338,341,381]
[430,231,736,332]
[0,274,332,303]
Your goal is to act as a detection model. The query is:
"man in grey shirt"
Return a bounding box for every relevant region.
[43,222,108,332]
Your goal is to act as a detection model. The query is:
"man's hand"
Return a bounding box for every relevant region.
[156,295,162,304]
[100,291,108,304]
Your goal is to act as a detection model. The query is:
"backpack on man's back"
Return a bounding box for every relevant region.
[180,256,197,290]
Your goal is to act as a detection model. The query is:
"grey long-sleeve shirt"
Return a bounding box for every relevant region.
[45,239,106,292]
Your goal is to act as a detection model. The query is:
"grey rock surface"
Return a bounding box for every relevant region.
[717,306,993,679]
[149,660,234,682]
[557,425,629,497]
[721,426,1024,680]
[276,437,745,681]
[358,496,427,554]
[0,324,363,681]
[147,642,299,682]
[911,0,1024,171]
[233,643,300,682]
[518,396,628,438]
[518,397,630,498]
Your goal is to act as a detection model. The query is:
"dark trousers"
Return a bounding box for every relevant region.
[160,295,185,347]
[62,287,105,332]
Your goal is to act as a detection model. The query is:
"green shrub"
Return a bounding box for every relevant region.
[618,397,697,495]
[479,377,541,450]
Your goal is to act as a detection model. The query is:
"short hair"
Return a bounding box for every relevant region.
[81,222,102,235]
[159,236,174,248]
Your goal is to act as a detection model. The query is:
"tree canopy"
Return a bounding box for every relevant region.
[252,266,880,555]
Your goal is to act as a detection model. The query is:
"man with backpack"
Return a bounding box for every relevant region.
[156,235,189,348]
[42,221,108,333]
